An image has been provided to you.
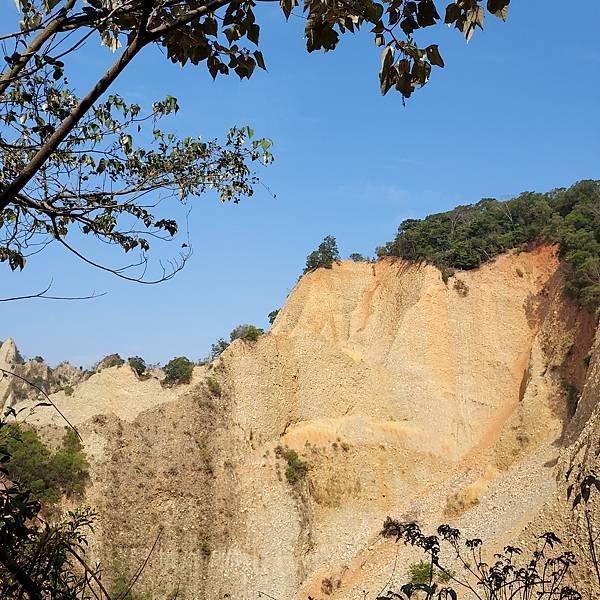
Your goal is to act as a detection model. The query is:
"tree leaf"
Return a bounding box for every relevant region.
[416,0,439,28]
[381,45,394,72]
[280,0,296,20]
[247,23,260,45]
[379,45,395,95]
[254,50,266,70]
[444,2,460,24]
[426,44,444,68]
[487,0,510,20]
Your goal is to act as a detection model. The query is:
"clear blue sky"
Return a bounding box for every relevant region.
[1,1,599,367]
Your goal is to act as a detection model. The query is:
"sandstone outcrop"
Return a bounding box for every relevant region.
[11,245,600,598]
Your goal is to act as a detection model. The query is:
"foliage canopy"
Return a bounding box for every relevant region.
[304,235,340,274]
[127,356,147,377]
[208,323,264,361]
[0,0,511,289]
[209,338,230,361]
[275,445,310,484]
[377,180,600,309]
[408,561,451,585]
[230,323,264,343]
[163,356,194,385]
[1,424,89,506]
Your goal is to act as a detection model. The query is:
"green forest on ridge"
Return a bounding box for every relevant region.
[377,180,600,309]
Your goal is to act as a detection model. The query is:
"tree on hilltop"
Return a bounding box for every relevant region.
[304,235,340,274]
[163,356,194,385]
[230,323,263,342]
[208,323,264,361]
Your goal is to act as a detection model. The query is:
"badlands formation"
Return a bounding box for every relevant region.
[3,244,600,598]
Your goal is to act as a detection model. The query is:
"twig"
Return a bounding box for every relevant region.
[0,280,106,302]
[374,547,398,598]
[67,546,114,600]
[116,527,163,600]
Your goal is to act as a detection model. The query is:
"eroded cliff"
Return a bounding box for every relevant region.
[10,244,599,599]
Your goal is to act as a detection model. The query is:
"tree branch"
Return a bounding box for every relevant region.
[0,34,146,210]
[0,0,76,97]
[67,547,114,600]
[146,0,237,40]
[115,527,163,600]
[0,0,260,213]
[54,233,191,284]
[0,281,106,302]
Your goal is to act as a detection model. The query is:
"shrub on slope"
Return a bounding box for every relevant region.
[1,424,89,505]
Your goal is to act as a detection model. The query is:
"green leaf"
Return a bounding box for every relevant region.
[203,16,218,37]
[381,45,394,73]
[368,2,384,22]
[487,0,510,20]
[379,46,395,95]
[400,15,418,35]
[254,50,266,70]
[463,7,484,42]
[280,0,297,20]
[444,3,460,24]
[416,0,439,28]
[426,44,444,68]
[475,6,485,28]
[247,23,260,45]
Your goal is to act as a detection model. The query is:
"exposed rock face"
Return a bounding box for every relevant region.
[17,245,600,599]
[27,364,198,427]
[0,341,85,410]
[0,338,19,403]
[520,325,600,595]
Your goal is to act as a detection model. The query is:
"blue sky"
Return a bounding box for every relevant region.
[1,1,599,367]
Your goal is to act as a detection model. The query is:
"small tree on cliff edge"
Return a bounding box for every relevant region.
[230,324,264,343]
[304,235,340,274]
[163,356,194,385]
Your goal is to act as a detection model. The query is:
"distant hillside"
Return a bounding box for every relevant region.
[377,180,600,309]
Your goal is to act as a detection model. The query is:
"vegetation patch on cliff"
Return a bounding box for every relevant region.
[1,424,89,505]
[275,445,310,484]
[377,180,600,309]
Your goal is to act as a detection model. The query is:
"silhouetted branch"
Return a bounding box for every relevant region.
[0,280,106,302]
[67,546,114,600]
[0,545,42,600]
